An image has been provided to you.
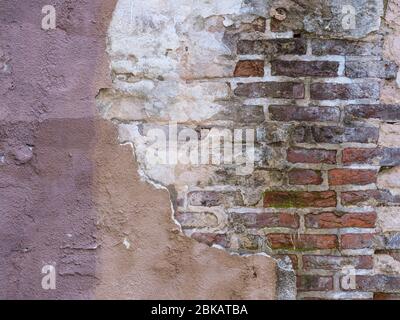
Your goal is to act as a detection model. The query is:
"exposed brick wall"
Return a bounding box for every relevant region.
[176,17,400,300]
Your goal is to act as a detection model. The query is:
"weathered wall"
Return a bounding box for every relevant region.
[98,0,400,299]
[2,0,400,300]
[0,0,280,299]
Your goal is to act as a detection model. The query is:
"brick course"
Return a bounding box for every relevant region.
[305,212,376,228]
[271,60,339,77]
[234,81,305,98]
[269,106,340,122]
[287,148,336,164]
[328,169,377,186]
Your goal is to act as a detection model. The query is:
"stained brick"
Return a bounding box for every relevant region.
[341,233,375,249]
[303,255,373,270]
[328,169,377,186]
[187,191,243,207]
[305,212,376,228]
[264,191,337,208]
[310,82,380,100]
[341,190,400,206]
[269,105,340,122]
[297,275,333,291]
[342,148,400,166]
[311,39,382,56]
[234,82,304,99]
[341,190,380,206]
[345,60,398,79]
[345,104,400,121]
[287,147,336,164]
[292,125,379,144]
[255,124,289,144]
[237,39,307,56]
[352,275,400,292]
[267,233,338,250]
[230,212,299,228]
[212,105,265,124]
[234,60,264,77]
[342,148,379,165]
[288,169,323,185]
[271,60,339,77]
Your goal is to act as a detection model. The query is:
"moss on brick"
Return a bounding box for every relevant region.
[263,191,337,208]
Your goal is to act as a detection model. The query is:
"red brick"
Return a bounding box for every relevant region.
[271,60,339,77]
[342,148,379,165]
[303,255,373,270]
[264,191,337,208]
[310,82,380,100]
[297,275,333,291]
[341,233,375,249]
[328,169,377,186]
[287,148,336,164]
[288,169,323,185]
[234,60,264,77]
[267,233,338,250]
[305,212,376,228]
[234,81,304,99]
[230,212,299,229]
[269,105,340,122]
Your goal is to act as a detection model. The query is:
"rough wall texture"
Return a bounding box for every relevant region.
[2,0,400,300]
[0,0,116,298]
[97,0,400,299]
[0,0,280,299]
